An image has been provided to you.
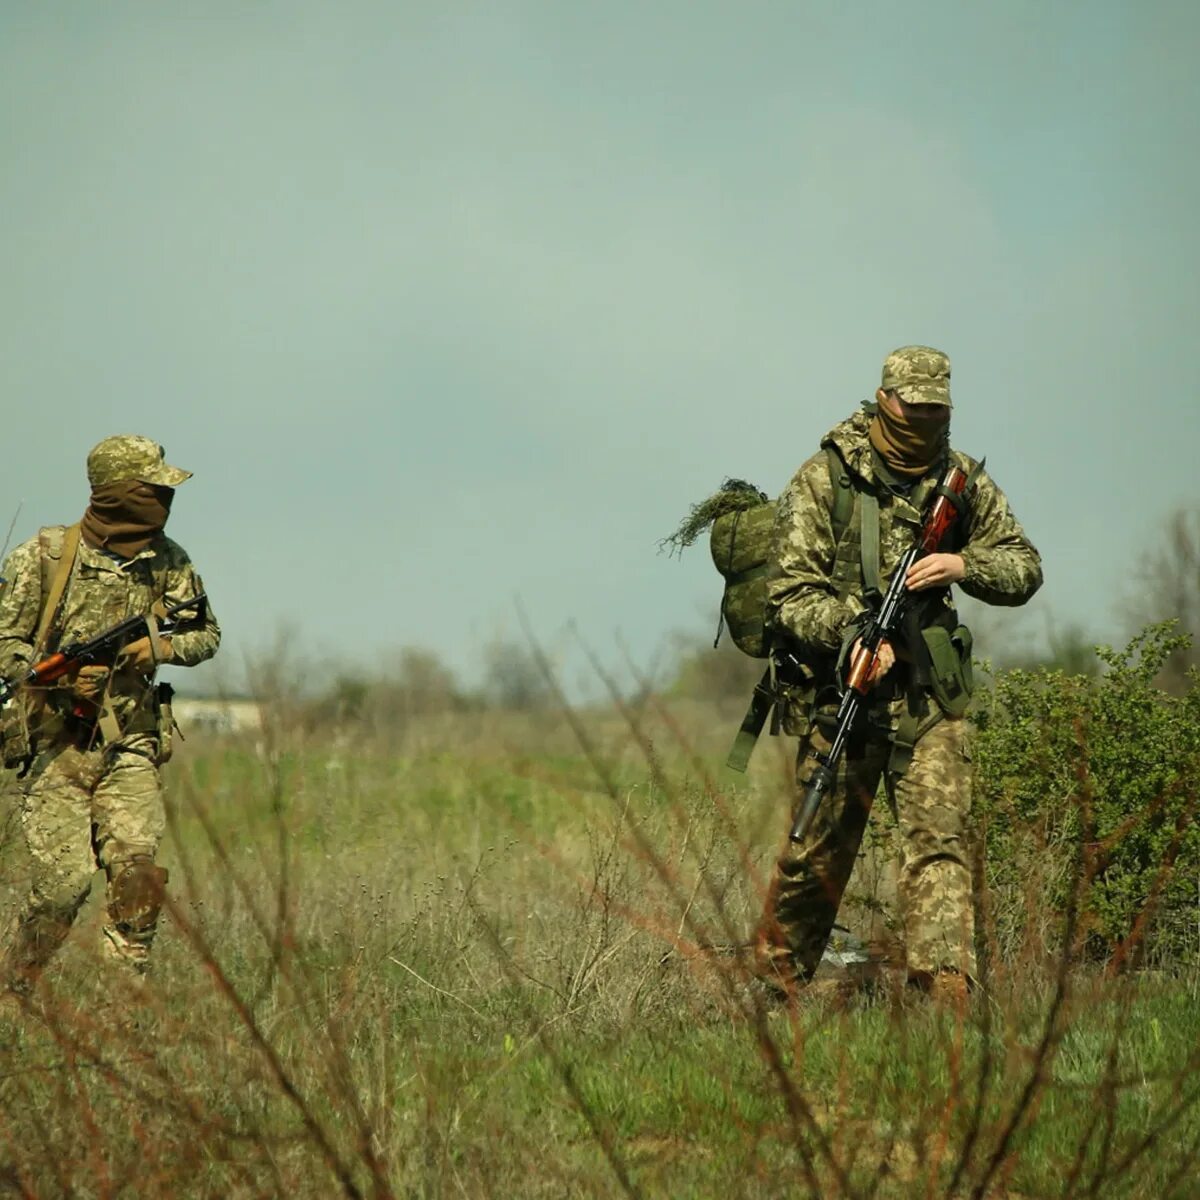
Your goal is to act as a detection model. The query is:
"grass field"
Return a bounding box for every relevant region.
[0,700,1198,1198]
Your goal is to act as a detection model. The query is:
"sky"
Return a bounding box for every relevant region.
[1,1,1196,696]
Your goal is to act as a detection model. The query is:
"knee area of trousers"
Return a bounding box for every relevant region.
[107,857,169,933]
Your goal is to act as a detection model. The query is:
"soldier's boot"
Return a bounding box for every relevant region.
[0,910,75,1002]
[750,930,856,1010]
[101,857,169,977]
[929,969,970,1012]
[752,923,804,1001]
[907,967,971,1013]
[0,983,27,1034]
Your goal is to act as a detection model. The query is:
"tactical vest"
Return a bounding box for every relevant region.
[34,526,171,747]
[724,442,981,773]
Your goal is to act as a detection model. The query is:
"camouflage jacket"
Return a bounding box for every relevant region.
[0,527,220,739]
[768,409,1043,659]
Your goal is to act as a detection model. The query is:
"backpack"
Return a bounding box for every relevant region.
[665,448,855,659]
[0,525,81,770]
[664,450,855,771]
[707,448,856,658]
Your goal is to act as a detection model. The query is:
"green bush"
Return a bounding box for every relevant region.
[972,623,1200,966]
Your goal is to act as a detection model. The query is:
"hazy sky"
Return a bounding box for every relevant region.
[2,2,1196,693]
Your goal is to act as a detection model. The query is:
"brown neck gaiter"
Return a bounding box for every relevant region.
[81,481,173,559]
[868,403,948,478]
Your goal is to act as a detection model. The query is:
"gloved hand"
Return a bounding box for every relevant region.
[69,665,110,705]
[118,636,173,675]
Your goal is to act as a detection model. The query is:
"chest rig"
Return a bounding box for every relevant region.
[727,443,980,774]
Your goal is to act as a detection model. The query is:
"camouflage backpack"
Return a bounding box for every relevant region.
[664,448,854,660]
[664,450,855,771]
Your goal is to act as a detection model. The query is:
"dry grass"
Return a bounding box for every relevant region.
[0,694,1197,1198]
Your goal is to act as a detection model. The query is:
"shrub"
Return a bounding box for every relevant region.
[972,623,1200,966]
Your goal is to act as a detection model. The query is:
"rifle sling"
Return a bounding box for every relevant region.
[33,523,81,658]
[726,666,777,773]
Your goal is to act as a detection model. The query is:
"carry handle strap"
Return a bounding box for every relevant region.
[33,523,81,658]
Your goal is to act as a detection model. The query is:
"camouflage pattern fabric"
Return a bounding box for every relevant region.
[0,529,219,738]
[757,711,976,982]
[711,502,777,657]
[880,345,953,407]
[768,408,1043,657]
[0,522,218,988]
[86,434,191,489]
[759,397,1041,986]
[4,734,166,983]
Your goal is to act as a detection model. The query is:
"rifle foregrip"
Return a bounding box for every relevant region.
[789,763,834,843]
[30,653,71,685]
[845,644,875,694]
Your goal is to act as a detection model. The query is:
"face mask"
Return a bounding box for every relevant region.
[80,481,174,558]
[868,399,948,477]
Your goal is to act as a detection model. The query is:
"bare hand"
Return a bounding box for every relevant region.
[118,635,173,675]
[906,553,965,592]
[69,664,110,704]
[851,637,895,688]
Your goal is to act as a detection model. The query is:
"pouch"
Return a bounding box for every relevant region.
[920,623,974,718]
[0,699,32,771]
[155,682,176,765]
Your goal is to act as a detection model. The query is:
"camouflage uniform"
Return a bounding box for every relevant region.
[758,348,1042,988]
[0,436,220,990]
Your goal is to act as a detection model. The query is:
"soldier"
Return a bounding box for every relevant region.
[756,347,1042,1004]
[0,435,220,1003]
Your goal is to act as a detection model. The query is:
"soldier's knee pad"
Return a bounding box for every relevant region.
[107,857,169,934]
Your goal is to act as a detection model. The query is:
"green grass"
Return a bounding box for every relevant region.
[0,711,1198,1198]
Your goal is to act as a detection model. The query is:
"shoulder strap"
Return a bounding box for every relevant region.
[934,453,986,534]
[859,488,883,603]
[823,446,855,543]
[964,455,986,493]
[33,523,81,657]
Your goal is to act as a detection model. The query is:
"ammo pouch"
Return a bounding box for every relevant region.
[0,698,32,771]
[155,682,177,764]
[775,655,823,738]
[920,623,974,718]
[726,651,822,771]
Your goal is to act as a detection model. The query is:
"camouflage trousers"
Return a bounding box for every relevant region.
[1,732,168,993]
[758,708,976,984]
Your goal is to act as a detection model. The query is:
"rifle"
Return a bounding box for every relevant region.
[788,466,968,843]
[0,593,208,706]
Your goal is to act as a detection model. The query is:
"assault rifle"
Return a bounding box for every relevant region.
[788,467,968,843]
[0,594,208,706]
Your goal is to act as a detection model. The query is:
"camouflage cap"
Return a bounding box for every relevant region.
[880,345,952,407]
[86,435,192,489]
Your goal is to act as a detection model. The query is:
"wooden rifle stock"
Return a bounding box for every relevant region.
[920,465,968,553]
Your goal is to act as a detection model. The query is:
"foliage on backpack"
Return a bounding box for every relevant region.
[661,479,775,658]
[971,622,1200,966]
[665,453,856,665]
